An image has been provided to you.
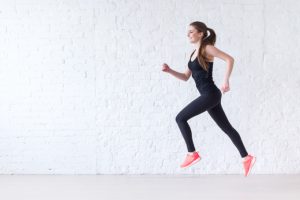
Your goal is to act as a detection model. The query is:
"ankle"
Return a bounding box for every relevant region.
[242,155,251,161]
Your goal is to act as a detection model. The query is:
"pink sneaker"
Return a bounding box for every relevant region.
[180,151,201,168]
[243,154,256,177]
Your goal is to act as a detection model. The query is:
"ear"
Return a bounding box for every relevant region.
[198,32,204,38]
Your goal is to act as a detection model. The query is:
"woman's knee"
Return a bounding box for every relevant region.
[175,112,186,123]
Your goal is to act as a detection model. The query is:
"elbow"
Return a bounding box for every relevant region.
[184,75,189,81]
[226,57,234,66]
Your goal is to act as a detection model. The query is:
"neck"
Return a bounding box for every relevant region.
[194,40,202,50]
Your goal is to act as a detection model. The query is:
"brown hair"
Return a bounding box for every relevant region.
[189,21,216,71]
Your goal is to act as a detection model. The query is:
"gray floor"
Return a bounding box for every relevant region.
[0,175,299,200]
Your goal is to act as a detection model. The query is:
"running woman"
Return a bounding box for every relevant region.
[161,21,256,177]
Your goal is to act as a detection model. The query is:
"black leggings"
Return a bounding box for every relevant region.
[175,90,248,158]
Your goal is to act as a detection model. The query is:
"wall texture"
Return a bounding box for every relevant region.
[0,0,299,174]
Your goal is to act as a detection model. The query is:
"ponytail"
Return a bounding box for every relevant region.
[197,27,217,71]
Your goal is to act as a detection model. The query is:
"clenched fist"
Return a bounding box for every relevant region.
[162,63,171,73]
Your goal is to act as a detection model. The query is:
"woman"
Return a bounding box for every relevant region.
[161,21,256,177]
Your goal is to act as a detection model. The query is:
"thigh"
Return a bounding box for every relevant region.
[207,102,233,130]
[177,94,220,121]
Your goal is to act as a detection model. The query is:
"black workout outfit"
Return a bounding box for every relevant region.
[175,50,248,158]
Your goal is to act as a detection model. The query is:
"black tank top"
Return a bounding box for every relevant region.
[188,50,220,94]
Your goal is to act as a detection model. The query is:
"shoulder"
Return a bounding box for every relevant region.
[204,44,220,57]
[204,44,216,52]
[204,45,234,62]
[204,45,216,61]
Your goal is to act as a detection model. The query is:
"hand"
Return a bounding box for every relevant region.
[220,80,230,94]
[162,63,171,73]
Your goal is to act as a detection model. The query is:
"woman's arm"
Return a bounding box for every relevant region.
[205,45,234,93]
[205,44,234,82]
[162,63,192,81]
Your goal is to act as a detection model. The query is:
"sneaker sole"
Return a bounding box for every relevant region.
[245,156,256,177]
[180,157,201,169]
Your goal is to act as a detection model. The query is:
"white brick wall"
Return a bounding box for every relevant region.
[0,0,299,174]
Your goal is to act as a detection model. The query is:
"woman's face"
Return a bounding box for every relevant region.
[187,26,203,44]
